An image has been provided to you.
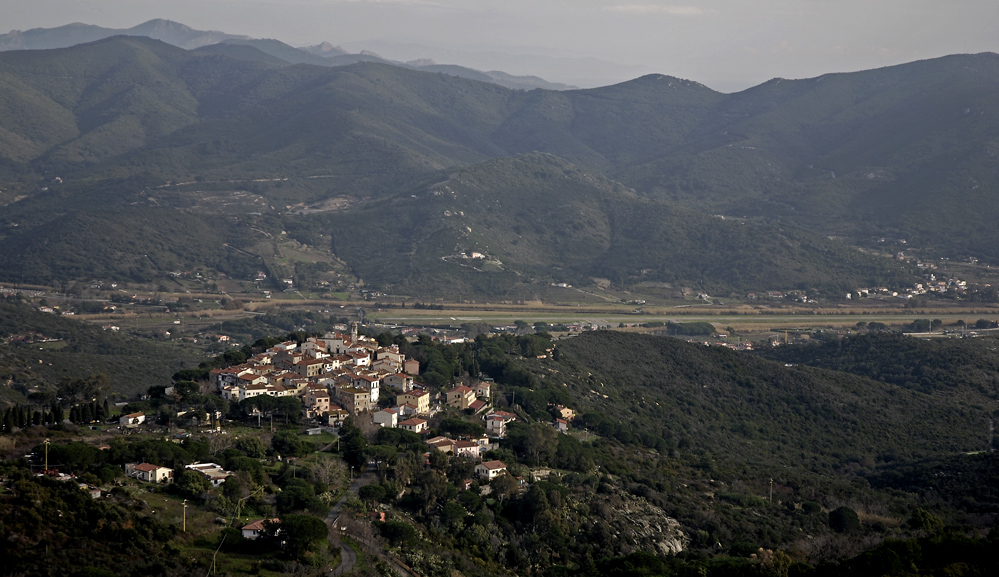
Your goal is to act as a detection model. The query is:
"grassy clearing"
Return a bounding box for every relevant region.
[137,487,218,533]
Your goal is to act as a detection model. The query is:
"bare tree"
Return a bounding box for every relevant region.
[208,433,235,457]
[342,516,377,545]
[199,380,216,395]
[313,453,347,487]
[357,417,381,443]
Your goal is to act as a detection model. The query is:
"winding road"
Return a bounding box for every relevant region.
[327,464,375,576]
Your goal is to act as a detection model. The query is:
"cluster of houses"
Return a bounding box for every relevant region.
[749,273,975,304]
[202,325,583,478]
[844,275,969,302]
[370,381,494,435]
[426,435,508,480]
[210,325,421,425]
[847,278,969,300]
[207,324,539,444]
[743,272,975,304]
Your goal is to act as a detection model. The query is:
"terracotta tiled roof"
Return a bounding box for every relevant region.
[242,518,281,531]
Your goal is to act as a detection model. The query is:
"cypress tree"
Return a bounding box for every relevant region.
[69,405,80,424]
[32,410,41,426]
[81,404,93,423]
[2,409,11,432]
[103,399,110,419]
[51,401,64,424]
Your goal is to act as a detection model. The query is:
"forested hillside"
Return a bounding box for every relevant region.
[459,330,999,568]
[756,332,999,398]
[0,301,202,401]
[296,154,910,296]
[1,37,997,293]
[532,331,993,471]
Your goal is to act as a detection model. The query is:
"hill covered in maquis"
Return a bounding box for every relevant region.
[295,153,911,297]
[0,301,202,402]
[755,331,999,397]
[461,330,999,570]
[1,37,998,293]
[523,331,993,473]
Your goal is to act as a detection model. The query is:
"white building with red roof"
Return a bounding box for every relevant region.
[120,412,146,426]
[399,417,428,434]
[242,518,281,540]
[125,462,173,483]
[475,460,507,479]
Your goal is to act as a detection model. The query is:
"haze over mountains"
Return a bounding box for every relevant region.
[0,20,575,91]
[0,27,996,297]
[0,19,251,51]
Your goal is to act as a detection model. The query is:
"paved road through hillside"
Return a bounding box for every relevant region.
[327,463,375,576]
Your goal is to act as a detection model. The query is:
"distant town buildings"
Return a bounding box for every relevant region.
[209,326,427,426]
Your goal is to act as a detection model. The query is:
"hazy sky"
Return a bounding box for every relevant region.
[6,0,999,90]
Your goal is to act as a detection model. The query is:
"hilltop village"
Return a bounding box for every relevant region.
[208,324,526,444]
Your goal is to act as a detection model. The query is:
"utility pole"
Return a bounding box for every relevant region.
[769,478,774,504]
[44,438,50,472]
[183,499,188,532]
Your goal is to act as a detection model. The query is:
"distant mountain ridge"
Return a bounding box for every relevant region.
[0,18,249,51]
[300,42,348,57]
[0,19,575,91]
[0,35,995,295]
